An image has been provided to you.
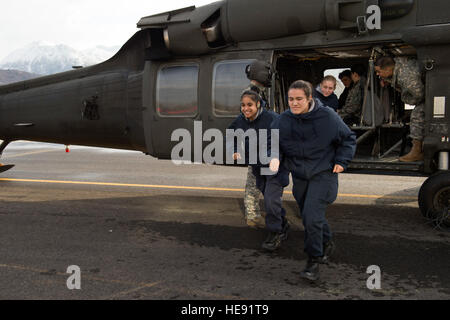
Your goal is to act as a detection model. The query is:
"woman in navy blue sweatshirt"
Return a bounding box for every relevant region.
[227,90,290,251]
[314,75,339,112]
[270,80,356,281]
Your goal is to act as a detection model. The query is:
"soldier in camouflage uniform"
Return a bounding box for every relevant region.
[242,60,273,228]
[375,56,425,162]
[338,64,367,126]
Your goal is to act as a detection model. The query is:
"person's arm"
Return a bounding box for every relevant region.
[270,115,304,159]
[333,114,357,171]
[268,115,290,173]
[396,63,425,106]
[339,83,362,118]
[330,94,339,111]
[226,116,242,159]
[338,88,349,110]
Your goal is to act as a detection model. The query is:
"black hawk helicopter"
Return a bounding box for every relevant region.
[0,0,449,227]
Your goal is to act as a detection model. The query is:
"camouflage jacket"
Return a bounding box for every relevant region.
[339,76,366,118]
[386,57,425,106]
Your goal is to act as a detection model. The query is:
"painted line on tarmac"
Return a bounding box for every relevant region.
[2,149,60,159]
[0,178,245,192]
[0,178,418,201]
[0,263,155,287]
[338,193,416,200]
[100,282,161,300]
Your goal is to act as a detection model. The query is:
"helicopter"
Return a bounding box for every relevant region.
[0,0,449,227]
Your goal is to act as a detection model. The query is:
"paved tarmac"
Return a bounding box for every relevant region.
[0,141,448,300]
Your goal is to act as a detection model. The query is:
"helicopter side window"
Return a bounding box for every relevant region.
[212,59,255,117]
[156,64,199,117]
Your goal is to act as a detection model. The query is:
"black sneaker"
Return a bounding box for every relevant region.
[318,241,335,264]
[280,219,290,241]
[261,232,282,252]
[300,257,320,282]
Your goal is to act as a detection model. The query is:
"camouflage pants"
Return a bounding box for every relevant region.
[244,166,262,219]
[410,103,425,141]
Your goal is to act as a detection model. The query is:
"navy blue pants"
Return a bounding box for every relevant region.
[256,174,286,233]
[292,171,338,258]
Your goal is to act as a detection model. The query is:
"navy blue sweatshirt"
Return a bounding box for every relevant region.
[227,108,279,167]
[314,87,339,111]
[271,98,356,180]
[227,109,289,186]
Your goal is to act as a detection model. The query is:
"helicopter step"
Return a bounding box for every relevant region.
[348,157,424,175]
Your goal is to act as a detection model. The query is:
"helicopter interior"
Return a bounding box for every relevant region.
[273,43,422,166]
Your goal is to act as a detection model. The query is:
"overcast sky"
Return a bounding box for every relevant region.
[0,0,216,61]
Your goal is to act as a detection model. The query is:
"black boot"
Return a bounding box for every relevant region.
[261,231,282,252]
[280,218,290,241]
[318,240,335,264]
[300,256,320,281]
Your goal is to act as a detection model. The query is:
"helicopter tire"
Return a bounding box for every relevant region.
[418,171,450,228]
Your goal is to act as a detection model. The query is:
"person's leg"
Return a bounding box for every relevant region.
[263,176,285,232]
[301,171,338,258]
[291,176,308,219]
[399,103,425,162]
[410,103,425,142]
[261,175,287,251]
[301,197,328,257]
[244,166,264,227]
[299,171,338,281]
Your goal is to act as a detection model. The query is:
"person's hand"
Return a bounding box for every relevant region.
[333,164,344,173]
[270,158,280,173]
[233,153,241,161]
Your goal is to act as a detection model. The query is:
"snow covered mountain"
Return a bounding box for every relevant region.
[0,69,41,85]
[0,41,119,76]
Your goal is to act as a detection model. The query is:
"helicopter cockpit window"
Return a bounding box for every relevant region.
[212,59,255,117]
[156,64,199,117]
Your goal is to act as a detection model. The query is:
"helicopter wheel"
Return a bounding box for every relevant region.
[418,171,450,229]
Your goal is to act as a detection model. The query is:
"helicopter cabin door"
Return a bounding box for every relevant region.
[143,50,273,162]
[143,58,202,160]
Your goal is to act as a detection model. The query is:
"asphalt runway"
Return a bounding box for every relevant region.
[0,141,448,300]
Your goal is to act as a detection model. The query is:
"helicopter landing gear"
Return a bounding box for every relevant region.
[419,171,450,229]
[0,164,14,173]
[0,140,14,173]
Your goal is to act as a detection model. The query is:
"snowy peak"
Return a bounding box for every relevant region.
[0,42,119,76]
[81,45,120,66]
[0,69,40,85]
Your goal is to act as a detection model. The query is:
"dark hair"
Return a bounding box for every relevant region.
[375,56,395,69]
[288,80,314,98]
[240,90,261,104]
[339,70,352,80]
[351,64,367,77]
